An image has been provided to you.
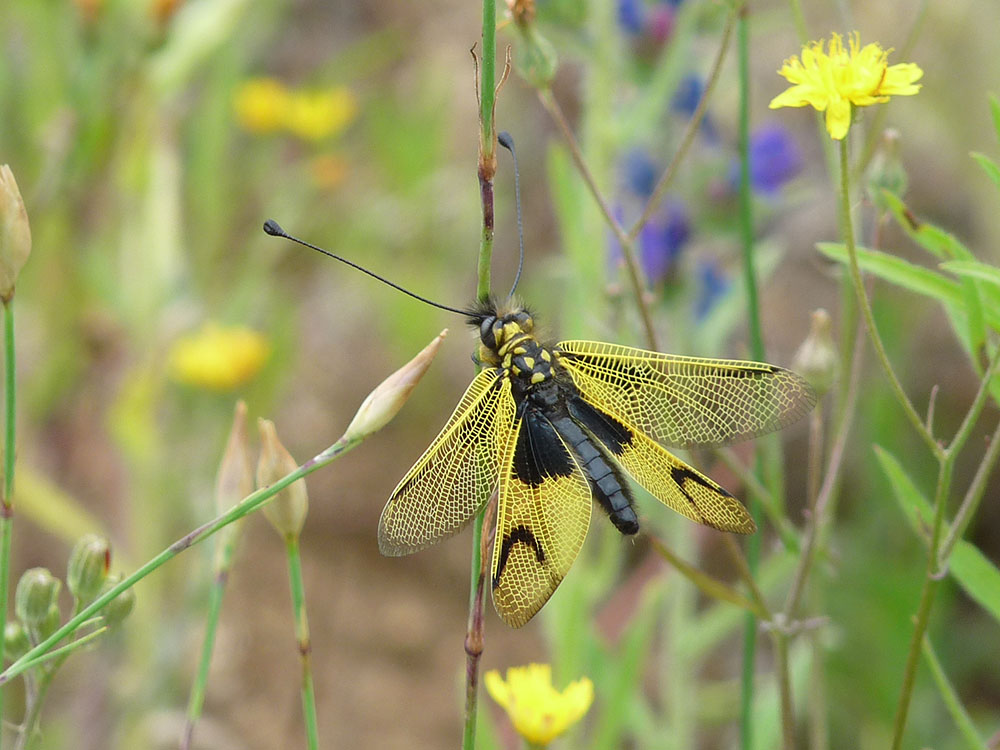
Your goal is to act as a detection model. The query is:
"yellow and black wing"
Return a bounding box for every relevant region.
[379,369,515,556]
[555,340,815,449]
[491,410,593,628]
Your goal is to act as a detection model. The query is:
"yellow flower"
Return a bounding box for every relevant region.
[284,88,358,141]
[168,323,270,391]
[485,664,593,748]
[769,32,923,140]
[234,78,291,135]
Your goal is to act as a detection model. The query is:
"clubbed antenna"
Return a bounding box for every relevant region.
[263,220,473,316]
[497,131,524,300]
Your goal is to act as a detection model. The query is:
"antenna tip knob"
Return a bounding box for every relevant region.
[263,219,285,237]
[498,131,514,150]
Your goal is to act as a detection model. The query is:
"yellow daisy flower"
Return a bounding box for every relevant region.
[233,78,291,135]
[284,88,358,142]
[485,664,593,748]
[168,323,270,391]
[769,32,923,140]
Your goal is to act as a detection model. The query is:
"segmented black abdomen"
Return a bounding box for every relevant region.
[550,415,639,535]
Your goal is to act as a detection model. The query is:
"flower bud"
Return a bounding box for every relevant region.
[37,603,62,642]
[67,534,111,605]
[342,330,447,442]
[15,568,60,628]
[866,129,908,213]
[4,621,30,662]
[0,165,31,303]
[257,419,308,538]
[217,400,254,515]
[99,574,136,627]
[793,309,838,397]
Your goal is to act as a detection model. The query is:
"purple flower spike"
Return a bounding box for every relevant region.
[672,75,704,117]
[617,0,645,35]
[622,150,659,199]
[748,123,803,195]
[639,200,690,284]
[694,259,730,319]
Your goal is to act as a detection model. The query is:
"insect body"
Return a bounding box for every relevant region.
[378,301,815,627]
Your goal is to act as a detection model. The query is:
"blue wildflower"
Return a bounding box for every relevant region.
[638,199,690,284]
[694,259,730,319]
[747,123,803,195]
[672,75,703,117]
[617,0,644,35]
[671,75,717,140]
[622,150,659,199]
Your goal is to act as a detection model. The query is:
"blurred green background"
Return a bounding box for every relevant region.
[2,0,1000,748]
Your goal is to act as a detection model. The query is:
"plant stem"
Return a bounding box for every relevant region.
[837,140,941,459]
[889,458,951,750]
[0,435,362,686]
[285,534,319,750]
[941,416,1000,559]
[180,527,240,750]
[735,5,765,748]
[921,635,985,750]
[464,5,498,745]
[0,299,16,748]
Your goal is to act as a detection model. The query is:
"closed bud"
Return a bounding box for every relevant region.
[793,309,838,396]
[217,400,254,514]
[0,165,31,302]
[4,621,30,662]
[257,419,308,538]
[342,330,447,442]
[99,575,136,627]
[37,603,62,642]
[866,129,908,213]
[15,568,60,627]
[67,534,111,605]
[214,401,254,568]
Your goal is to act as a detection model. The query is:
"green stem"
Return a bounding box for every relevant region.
[940,416,1000,559]
[285,534,319,750]
[921,635,985,750]
[464,4,497,746]
[0,299,16,747]
[180,526,241,750]
[837,140,941,459]
[0,435,361,686]
[735,6,764,749]
[889,458,951,750]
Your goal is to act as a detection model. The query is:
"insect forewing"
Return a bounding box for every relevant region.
[379,369,514,555]
[556,341,815,449]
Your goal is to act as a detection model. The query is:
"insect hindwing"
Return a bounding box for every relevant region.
[491,409,592,627]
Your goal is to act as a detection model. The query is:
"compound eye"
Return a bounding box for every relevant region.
[514,311,533,333]
[480,317,497,349]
